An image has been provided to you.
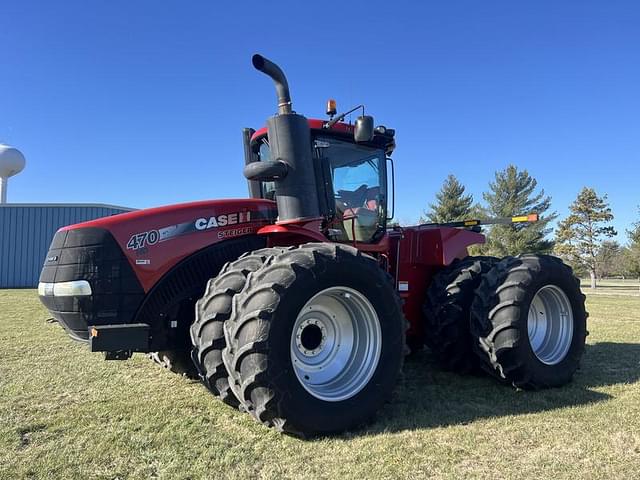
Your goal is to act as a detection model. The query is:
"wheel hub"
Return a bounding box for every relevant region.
[290,286,381,402]
[295,319,326,356]
[527,284,574,365]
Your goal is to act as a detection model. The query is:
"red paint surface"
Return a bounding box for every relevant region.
[251,119,354,143]
[258,219,327,244]
[390,226,486,341]
[62,199,276,292]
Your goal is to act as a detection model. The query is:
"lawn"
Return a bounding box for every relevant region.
[1,289,639,479]
[580,278,640,297]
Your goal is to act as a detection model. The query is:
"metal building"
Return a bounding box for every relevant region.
[0,203,133,288]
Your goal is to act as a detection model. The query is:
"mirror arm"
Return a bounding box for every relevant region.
[324,105,364,129]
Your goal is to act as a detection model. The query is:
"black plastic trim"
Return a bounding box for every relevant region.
[38,228,145,341]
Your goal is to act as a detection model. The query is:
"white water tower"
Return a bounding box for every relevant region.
[0,144,26,204]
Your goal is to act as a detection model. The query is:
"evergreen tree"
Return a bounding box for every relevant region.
[554,187,617,289]
[481,165,556,256]
[422,174,473,224]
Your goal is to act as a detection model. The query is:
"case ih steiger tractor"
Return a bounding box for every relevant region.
[38,55,587,437]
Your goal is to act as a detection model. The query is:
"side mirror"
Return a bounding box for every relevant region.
[243,160,288,181]
[354,115,374,142]
[386,157,395,221]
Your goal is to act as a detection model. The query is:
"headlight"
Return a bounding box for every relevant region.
[38,280,92,297]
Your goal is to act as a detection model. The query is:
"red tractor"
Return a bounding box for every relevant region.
[38,55,587,437]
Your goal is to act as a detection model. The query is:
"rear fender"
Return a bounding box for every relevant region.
[392,226,486,345]
[395,226,486,268]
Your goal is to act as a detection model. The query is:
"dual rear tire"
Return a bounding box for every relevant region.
[425,254,587,389]
[423,256,498,373]
[470,254,587,388]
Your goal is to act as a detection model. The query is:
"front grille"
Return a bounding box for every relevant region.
[39,227,145,340]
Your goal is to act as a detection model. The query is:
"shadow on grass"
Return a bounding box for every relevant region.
[359,342,640,436]
[577,342,640,388]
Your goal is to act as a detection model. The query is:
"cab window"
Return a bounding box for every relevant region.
[316,137,386,243]
[257,141,276,200]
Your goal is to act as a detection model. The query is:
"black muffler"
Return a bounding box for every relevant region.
[244,54,321,223]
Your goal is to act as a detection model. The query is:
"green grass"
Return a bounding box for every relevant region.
[1,290,640,479]
[580,278,640,296]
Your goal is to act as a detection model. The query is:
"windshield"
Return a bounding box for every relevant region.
[252,133,387,243]
[315,136,387,243]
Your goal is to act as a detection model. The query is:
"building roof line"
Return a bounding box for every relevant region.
[0,203,135,210]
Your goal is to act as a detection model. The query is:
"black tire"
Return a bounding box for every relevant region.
[470,254,588,389]
[223,243,406,437]
[423,256,498,373]
[148,350,199,379]
[190,248,287,408]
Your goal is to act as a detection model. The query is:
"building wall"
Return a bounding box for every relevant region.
[0,204,133,288]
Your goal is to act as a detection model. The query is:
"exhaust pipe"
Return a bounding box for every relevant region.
[252,54,292,115]
[245,54,321,223]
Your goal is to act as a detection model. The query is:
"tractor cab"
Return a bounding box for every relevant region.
[245,116,395,245]
[242,54,397,247]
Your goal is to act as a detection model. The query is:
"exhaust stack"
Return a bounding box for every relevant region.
[252,54,292,115]
[245,54,320,223]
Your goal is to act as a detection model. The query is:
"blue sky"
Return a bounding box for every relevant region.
[2,1,639,242]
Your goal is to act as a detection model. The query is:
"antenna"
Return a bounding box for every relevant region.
[0,144,26,204]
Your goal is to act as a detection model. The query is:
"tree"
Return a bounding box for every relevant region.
[596,240,622,278]
[555,187,617,289]
[626,207,640,281]
[422,174,473,223]
[628,207,640,246]
[617,247,633,278]
[481,165,556,256]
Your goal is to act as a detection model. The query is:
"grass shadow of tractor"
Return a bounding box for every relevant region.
[359,342,640,436]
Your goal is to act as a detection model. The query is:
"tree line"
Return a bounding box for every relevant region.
[420,165,640,288]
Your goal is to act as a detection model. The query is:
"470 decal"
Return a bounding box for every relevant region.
[126,230,159,250]
[125,209,264,251]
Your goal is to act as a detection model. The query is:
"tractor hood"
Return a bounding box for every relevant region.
[44,198,276,293]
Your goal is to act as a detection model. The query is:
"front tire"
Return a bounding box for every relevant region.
[223,243,406,437]
[190,248,287,407]
[470,254,587,389]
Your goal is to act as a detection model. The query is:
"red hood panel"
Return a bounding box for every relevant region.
[61,198,276,292]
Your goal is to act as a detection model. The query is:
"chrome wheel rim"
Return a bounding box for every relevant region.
[527,285,574,365]
[290,286,382,402]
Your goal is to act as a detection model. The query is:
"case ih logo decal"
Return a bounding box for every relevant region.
[126,210,263,251]
[194,211,251,231]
